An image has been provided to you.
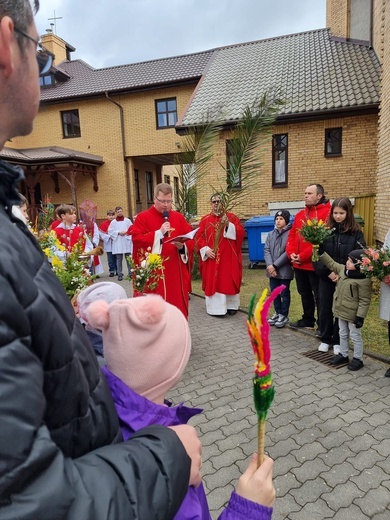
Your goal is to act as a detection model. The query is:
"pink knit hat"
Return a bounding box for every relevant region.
[87,294,191,404]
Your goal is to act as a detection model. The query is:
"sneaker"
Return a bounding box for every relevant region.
[109,272,115,277]
[329,353,349,366]
[289,319,315,329]
[314,330,322,338]
[118,275,123,281]
[267,313,279,326]
[385,368,390,377]
[347,357,364,371]
[333,344,341,355]
[275,315,289,328]
[318,342,330,352]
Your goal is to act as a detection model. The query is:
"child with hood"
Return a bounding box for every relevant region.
[264,210,294,328]
[319,250,372,371]
[87,293,275,519]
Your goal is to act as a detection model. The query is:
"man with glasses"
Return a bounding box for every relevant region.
[0,2,202,518]
[129,182,194,318]
[196,193,245,316]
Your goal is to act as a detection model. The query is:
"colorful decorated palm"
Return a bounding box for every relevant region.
[247,286,284,465]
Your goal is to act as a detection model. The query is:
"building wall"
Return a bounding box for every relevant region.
[375,0,390,242]
[326,0,349,38]
[372,0,386,62]
[12,84,195,219]
[196,114,378,220]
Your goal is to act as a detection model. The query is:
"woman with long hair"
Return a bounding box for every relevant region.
[314,197,366,353]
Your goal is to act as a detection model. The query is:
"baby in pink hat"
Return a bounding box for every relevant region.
[88,294,275,520]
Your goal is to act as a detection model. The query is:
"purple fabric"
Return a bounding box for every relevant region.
[219,492,273,520]
[103,367,273,520]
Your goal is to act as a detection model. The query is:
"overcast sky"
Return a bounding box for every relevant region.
[35,0,326,69]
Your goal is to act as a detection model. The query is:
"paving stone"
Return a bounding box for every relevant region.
[321,480,364,509]
[272,454,301,478]
[274,472,303,497]
[272,493,302,518]
[291,458,330,482]
[290,478,332,505]
[319,445,355,466]
[269,437,301,458]
[320,461,360,487]
[290,440,328,462]
[350,466,390,492]
[346,449,386,472]
[354,487,390,517]
[315,428,351,449]
[332,504,373,520]
[209,447,246,470]
[288,498,335,519]
[176,294,390,520]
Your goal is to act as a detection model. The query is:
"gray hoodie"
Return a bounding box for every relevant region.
[264,223,294,279]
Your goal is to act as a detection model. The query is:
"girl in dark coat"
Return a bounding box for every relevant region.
[314,198,366,353]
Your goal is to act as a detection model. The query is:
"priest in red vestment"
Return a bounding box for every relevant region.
[129,183,194,318]
[196,194,244,316]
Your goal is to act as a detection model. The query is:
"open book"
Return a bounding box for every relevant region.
[165,227,199,244]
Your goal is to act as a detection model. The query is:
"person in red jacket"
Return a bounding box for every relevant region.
[286,184,331,328]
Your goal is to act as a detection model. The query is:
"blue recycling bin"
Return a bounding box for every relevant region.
[244,215,276,266]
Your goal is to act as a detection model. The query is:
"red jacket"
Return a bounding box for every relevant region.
[286,199,331,271]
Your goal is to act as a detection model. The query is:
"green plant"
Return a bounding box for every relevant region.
[126,249,166,293]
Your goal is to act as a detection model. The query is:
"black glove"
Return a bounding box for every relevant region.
[354,317,364,329]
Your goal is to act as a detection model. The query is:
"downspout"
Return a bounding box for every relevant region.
[105,92,133,217]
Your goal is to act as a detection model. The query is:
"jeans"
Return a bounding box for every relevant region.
[270,278,291,317]
[339,319,363,359]
[294,268,319,326]
[107,252,116,274]
[318,278,340,344]
[116,253,131,277]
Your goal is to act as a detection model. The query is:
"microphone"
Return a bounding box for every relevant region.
[162,210,169,237]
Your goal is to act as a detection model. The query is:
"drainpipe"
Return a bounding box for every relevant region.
[105,92,133,217]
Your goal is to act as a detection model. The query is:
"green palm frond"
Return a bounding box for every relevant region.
[174,117,223,218]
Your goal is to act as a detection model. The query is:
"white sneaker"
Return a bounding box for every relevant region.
[275,315,289,328]
[267,313,279,325]
[318,342,330,352]
[333,344,340,355]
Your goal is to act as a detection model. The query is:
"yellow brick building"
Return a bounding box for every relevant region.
[1,0,388,247]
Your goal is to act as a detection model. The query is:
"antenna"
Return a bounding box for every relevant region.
[48,10,62,34]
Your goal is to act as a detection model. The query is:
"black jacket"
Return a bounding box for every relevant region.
[314,222,366,280]
[0,160,190,519]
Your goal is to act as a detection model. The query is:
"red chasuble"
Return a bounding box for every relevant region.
[130,206,194,318]
[196,212,244,297]
[55,224,86,252]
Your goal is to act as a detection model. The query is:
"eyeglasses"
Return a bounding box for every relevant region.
[155,197,173,205]
[211,200,221,204]
[14,27,53,77]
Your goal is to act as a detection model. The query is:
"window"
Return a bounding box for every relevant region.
[134,169,141,203]
[325,128,342,156]
[61,109,81,138]
[39,75,54,87]
[164,175,170,184]
[146,172,153,203]
[155,98,177,129]
[272,134,288,186]
[174,177,179,203]
[226,139,241,188]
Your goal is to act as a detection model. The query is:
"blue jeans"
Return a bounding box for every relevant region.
[107,252,116,274]
[116,253,131,277]
[269,278,291,317]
